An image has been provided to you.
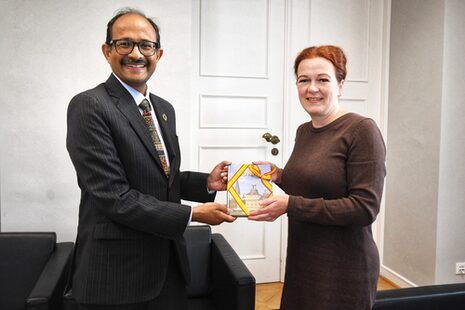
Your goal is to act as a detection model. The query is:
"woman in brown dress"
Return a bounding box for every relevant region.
[249,45,386,309]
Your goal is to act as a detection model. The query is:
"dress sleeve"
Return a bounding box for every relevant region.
[287,119,386,226]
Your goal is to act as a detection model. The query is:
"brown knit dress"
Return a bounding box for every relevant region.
[280,113,386,310]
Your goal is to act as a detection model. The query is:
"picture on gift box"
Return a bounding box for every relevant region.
[227,163,275,217]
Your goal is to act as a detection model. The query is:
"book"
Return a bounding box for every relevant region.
[227,163,275,217]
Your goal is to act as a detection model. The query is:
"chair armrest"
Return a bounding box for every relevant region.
[26,242,74,310]
[210,233,255,310]
[374,283,465,310]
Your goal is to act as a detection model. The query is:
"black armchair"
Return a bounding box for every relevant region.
[0,232,73,310]
[63,225,255,310]
[185,225,256,310]
[374,282,465,309]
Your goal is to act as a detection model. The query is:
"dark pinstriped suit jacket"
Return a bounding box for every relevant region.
[66,74,215,305]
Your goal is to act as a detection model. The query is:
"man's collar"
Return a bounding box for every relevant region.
[112,73,150,104]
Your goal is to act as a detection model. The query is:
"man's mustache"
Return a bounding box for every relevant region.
[121,57,148,66]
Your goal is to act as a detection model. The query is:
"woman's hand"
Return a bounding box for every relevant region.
[248,195,289,222]
[252,161,283,184]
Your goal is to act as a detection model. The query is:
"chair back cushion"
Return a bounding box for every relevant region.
[0,232,56,310]
[184,225,212,297]
[374,283,465,310]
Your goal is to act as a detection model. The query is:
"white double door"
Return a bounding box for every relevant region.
[189,0,388,283]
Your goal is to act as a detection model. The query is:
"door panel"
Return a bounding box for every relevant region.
[191,0,285,283]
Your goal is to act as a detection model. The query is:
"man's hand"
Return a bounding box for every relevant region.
[207,160,231,191]
[192,202,236,225]
[248,195,289,222]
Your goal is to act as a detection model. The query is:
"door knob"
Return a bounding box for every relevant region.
[262,132,280,145]
[262,132,272,141]
[269,136,280,144]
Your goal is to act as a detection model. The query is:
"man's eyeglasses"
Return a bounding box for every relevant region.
[109,39,160,56]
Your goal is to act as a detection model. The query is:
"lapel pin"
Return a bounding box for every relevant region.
[162,113,168,121]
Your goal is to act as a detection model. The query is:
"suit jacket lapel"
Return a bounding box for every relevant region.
[104,75,166,174]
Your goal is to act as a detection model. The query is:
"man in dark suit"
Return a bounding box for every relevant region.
[66,7,235,309]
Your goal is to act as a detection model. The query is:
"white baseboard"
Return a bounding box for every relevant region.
[381,265,417,288]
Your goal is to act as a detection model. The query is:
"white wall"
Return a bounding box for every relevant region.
[384,0,444,286]
[0,0,193,241]
[384,0,465,285]
[436,0,465,284]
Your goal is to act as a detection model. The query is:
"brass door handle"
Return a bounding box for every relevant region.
[262,132,280,145]
[269,136,280,144]
[262,132,272,141]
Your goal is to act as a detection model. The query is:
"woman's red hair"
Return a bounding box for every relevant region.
[294,45,347,82]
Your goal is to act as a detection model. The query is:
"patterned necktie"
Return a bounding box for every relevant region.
[139,99,170,177]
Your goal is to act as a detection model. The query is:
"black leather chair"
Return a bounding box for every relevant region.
[374,282,465,309]
[0,232,74,310]
[185,225,256,310]
[63,225,255,310]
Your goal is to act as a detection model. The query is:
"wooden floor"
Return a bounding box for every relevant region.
[255,276,398,310]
